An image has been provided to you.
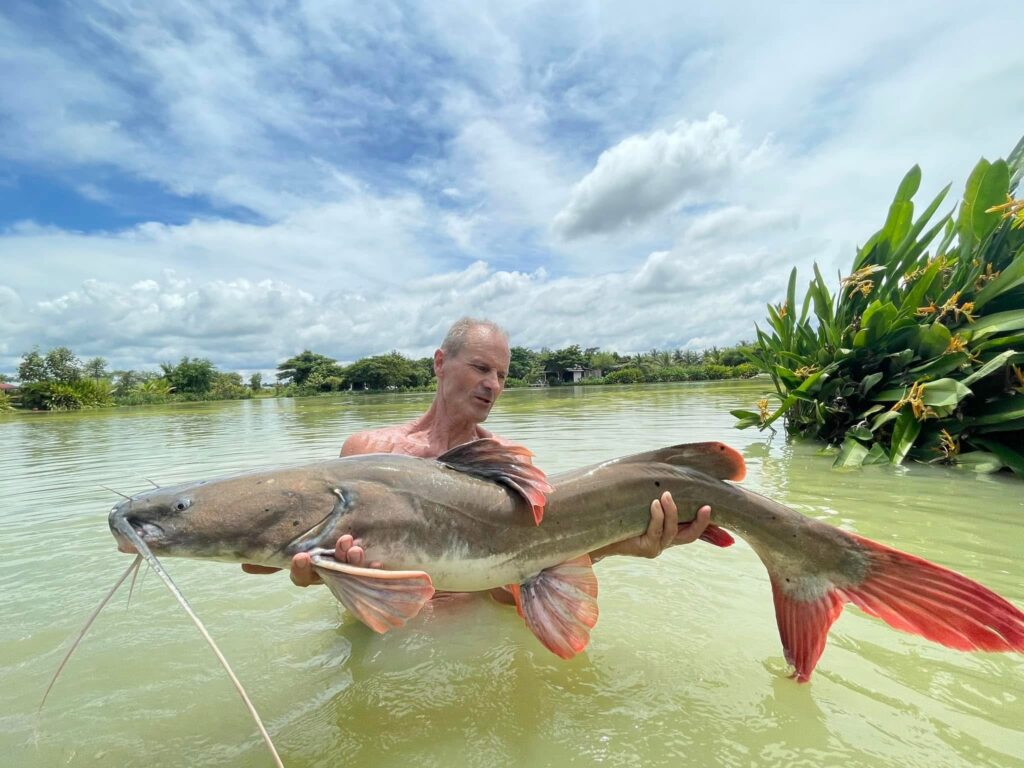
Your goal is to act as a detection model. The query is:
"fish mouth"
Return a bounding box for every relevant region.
[112,516,165,553]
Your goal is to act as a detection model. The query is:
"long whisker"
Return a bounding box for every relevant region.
[126,558,142,609]
[143,478,161,489]
[99,485,133,501]
[111,518,284,768]
[40,555,142,711]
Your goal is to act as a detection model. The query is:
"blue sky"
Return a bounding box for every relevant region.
[1,1,1022,377]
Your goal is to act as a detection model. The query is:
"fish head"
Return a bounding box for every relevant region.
[108,465,349,565]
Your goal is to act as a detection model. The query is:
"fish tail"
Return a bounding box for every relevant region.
[767,531,1024,682]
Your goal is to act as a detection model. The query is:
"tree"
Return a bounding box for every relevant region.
[162,357,216,394]
[276,350,342,386]
[539,345,587,382]
[509,346,541,382]
[343,352,421,390]
[587,351,618,372]
[249,372,263,391]
[45,346,82,383]
[83,357,109,379]
[18,347,49,382]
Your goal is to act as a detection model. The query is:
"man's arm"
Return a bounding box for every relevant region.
[589,493,712,562]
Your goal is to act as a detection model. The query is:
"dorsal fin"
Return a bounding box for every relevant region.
[438,438,553,524]
[612,442,746,481]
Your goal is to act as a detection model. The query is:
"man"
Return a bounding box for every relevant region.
[244,318,711,591]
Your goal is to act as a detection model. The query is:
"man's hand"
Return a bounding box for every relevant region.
[590,492,712,561]
[241,534,382,587]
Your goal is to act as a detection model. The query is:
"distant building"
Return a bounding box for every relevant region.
[542,366,604,384]
[0,382,18,393]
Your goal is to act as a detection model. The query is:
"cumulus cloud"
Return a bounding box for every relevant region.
[552,113,761,239]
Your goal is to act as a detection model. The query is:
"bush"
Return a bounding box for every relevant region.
[604,367,644,384]
[738,138,1024,477]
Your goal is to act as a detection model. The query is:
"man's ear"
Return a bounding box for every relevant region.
[433,348,444,377]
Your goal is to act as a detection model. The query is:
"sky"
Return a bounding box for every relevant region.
[1,1,1022,378]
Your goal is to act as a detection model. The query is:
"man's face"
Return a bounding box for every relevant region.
[435,328,510,423]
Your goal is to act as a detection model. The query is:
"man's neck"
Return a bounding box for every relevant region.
[409,401,485,453]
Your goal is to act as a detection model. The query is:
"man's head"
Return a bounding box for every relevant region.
[434,317,511,424]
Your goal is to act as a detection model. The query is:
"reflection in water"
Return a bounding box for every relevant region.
[1,381,1022,767]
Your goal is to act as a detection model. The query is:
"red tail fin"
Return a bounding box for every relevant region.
[769,532,1024,682]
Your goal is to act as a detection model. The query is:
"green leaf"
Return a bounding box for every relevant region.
[889,410,922,464]
[959,158,991,249]
[974,332,1024,353]
[1007,133,1024,190]
[730,409,762,421]
[846,424,874,441]
[968,437,1024,478]
[951,451,1005,474]
[909,352,969,379]
[961,349,1018,387]
[914,323,952,357]
[861,372,884,394]
[974,250,1024,310]
[971,159,1010,241]
[895,164,922,203]
[964,309,1024,341]
[786,267,797,324]
[963,396,1024,426]
[871,409,899,431]
[834,437,869,468]
[899,255,944,314]
[863,443,889,465]
[920,378,972,408]
[883,200,914,251]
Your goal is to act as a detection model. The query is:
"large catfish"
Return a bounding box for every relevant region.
[108,438,1024,680]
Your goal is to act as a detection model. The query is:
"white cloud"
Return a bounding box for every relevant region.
[552,113,760,239]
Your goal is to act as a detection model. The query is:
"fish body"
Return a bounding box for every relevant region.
[109,439,1024,680]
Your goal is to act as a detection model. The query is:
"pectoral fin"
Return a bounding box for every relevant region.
[311,555,434,633]
[438,438,552,524]
[508,555,599,659]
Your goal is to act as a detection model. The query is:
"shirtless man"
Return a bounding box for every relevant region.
[243,317,711,589]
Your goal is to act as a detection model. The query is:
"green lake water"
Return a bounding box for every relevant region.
[1,381,1022,767]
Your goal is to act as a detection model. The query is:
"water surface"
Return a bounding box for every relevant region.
[1,381,1021,767]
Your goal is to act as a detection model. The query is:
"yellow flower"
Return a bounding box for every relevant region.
[890,381,935,421]
[986,194,1024,229]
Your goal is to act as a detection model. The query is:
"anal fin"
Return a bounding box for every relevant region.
[311,554,434,633]
[508,555,599,659]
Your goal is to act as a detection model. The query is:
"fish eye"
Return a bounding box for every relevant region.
[173,499,191,512]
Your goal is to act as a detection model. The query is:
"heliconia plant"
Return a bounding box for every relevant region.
[735,136,1024,477]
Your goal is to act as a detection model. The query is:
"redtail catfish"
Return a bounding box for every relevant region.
[42,439,1023,765]
[106,439,1024,678]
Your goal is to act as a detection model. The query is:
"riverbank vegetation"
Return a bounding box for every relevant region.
[736,137,1024,477]
[3,342,757,412]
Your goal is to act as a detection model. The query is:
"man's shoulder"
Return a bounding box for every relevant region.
[341,427,408,456]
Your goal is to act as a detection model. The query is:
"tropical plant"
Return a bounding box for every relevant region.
[276,350,343,386]
[161,357,217,394]
[736,137,1024,477]
[0,390,13,411]
[83,356,109,379]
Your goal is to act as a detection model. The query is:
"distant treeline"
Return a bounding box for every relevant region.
[0,342,759,412]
